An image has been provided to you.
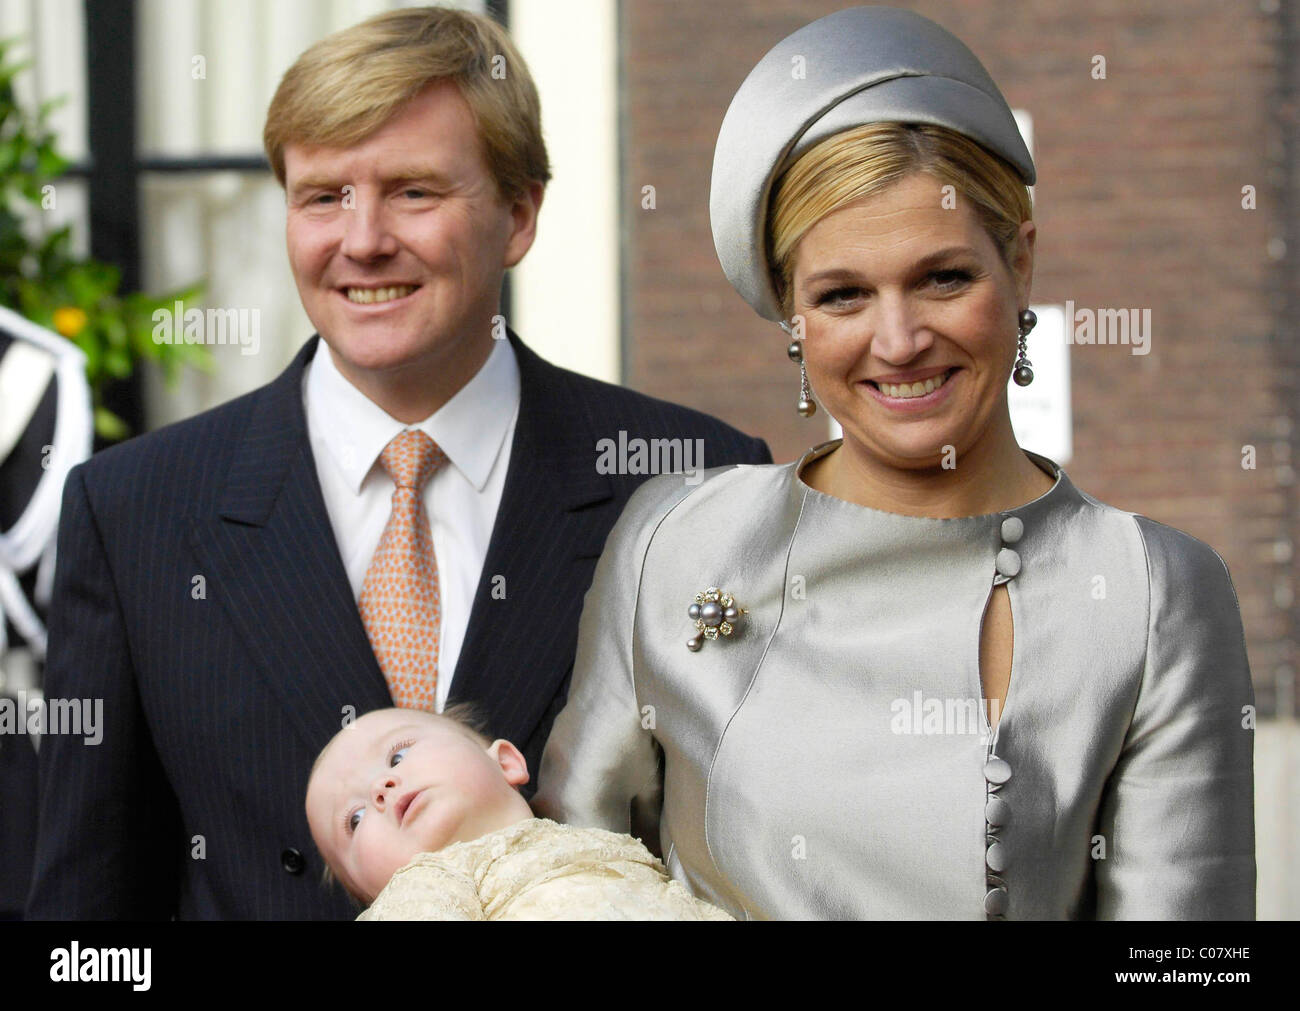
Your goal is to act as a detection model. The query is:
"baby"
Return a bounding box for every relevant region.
[305,705,732,920]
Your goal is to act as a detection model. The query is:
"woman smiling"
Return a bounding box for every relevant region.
[533,6,1254,920]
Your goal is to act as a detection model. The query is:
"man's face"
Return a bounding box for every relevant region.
[283,80,538,383]
[305,709,530,904]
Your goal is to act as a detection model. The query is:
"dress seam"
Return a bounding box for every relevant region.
[628,468,743,894]
[1129,516,1159,737]
[700,477,809,919]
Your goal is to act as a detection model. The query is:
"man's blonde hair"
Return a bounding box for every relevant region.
[768,122,1033,316]
[263,5,550,200]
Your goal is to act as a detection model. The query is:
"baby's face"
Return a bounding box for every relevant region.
[305,709,531,903]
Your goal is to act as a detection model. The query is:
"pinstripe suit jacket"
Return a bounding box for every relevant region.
[25,331,771,920]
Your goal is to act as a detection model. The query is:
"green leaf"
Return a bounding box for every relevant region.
[77,335,100,378]
[103,312,128,347]
[67,262,117,303]
[103,345,132,377]
[0,45,212,424]
[93,405,130,441]
[36,94,66,120]
[0,58,33,88]
[36,145,67,178]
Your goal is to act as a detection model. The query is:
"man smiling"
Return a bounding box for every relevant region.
[281,75,541,422]
[27,6,769,920]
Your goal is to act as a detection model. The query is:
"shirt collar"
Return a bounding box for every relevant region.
[305,336,521,494]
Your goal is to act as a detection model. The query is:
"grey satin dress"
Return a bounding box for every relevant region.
[532,440,1256,920]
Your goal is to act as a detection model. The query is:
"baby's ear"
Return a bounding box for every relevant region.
[487,739,530,788]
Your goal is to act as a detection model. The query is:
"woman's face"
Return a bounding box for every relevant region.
[789,171,1035,470]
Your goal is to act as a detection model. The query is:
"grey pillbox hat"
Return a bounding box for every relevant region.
[710,5,1035,321]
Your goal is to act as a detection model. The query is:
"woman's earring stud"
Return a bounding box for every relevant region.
[1013,308,1036,387]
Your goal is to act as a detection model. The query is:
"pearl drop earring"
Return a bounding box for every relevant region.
[1013,308,1037,386]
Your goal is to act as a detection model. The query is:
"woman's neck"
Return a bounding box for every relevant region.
[801,418,1056,518]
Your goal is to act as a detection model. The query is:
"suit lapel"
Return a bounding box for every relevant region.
[188,330,612,754]
[447,330,614,743]
[189,336,391,754]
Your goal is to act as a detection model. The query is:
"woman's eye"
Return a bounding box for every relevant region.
[815,286,862,307]
[930,269,973,290]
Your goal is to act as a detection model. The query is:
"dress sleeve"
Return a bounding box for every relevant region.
[357,859,485,921]
[1094,518,1256,919]
[533,475,688,838]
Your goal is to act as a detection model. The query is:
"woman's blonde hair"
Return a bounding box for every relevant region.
[263,6,550,200]
[768,123,1032,314]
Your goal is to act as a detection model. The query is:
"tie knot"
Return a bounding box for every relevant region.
[378,429,445,490]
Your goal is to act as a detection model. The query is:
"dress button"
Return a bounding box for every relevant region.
[986,841,1008,873]
[1000,516,1024,543]
[983,886,1009,916]
[281,848,305,875]
[995,548,1021,578]
[985,795,1011,827]
[983,756,1012,785]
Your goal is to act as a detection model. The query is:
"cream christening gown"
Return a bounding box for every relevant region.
[358,817,733,920]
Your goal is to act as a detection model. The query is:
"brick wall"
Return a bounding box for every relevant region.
[619,0,1297,713]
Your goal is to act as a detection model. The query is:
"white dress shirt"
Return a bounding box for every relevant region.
[302,337,520,710]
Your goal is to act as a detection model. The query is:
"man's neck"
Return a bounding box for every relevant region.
[326,335,495,424]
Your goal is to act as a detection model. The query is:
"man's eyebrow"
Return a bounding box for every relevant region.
[289,167,453,194]
[287,175,343,199]
[381,166,453,185]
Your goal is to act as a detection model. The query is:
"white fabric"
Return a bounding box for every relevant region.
[0,341,56,462]
[0,305,94,661]
[303,337,520,709]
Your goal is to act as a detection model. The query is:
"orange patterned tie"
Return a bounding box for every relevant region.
[359,429,448,710]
